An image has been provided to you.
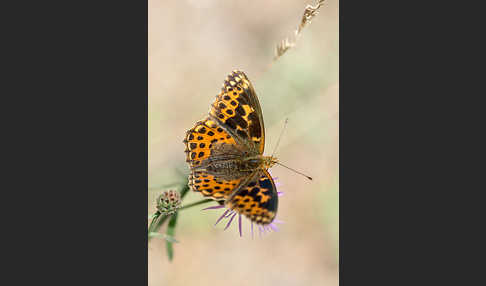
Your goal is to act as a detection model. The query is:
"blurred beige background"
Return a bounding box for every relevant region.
[149,0,338,285]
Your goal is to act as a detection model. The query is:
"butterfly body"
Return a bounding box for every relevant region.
[184,70,279,225]
[200,153,277,176]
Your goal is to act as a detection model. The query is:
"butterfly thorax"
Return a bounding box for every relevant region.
[242,155,277,170]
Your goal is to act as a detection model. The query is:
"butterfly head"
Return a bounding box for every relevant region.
[262,155,278,169]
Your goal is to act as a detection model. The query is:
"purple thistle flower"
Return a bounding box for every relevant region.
[238,214,242,237]
[224,212,237,230]
[201,174,283,237]
[213,209,230,226]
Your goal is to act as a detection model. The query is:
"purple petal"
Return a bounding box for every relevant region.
[274,219,284,224]
[214,209,230,226]
[275,182,282,187]
[269,223,279,232]
[259,225,264,237]
[202,205,225,211]
[277,191,284,197]
[251,222,254,239]
[224,213,237,230]
[273,177,278,181]
[225,210,234,218]
[238,214,242,237]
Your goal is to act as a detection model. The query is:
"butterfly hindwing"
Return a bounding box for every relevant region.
[208,70,265,154]
[226,170,278,225]
[188,171,242,200]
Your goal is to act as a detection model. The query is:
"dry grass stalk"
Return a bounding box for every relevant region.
[273,0,326,61]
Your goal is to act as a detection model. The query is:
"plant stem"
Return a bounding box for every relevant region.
[166,212,178,261]
[148,212,164,234]
[179,198,214,211]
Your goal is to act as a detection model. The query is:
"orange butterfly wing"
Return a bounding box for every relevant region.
[226,170,278,225]
[208,70,265,154]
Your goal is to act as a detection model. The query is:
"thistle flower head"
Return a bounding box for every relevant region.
[156,189,182,215]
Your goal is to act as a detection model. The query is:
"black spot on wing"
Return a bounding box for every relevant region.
[225,117,237,130]
[261,192,278,212]
[249,187,259,198]
[259,177,273,191]
[258,175,278,212]
[236,95,248,106]
[248,112,262,138]
[237,129,248,139]
[238,189,249,197]
[233,115,248,129]
[235,104,246,116]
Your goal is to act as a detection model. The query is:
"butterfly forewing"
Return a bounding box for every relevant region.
[208,70,265,154]
[184,118,238,168]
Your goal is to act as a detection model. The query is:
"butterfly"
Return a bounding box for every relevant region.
[183,70,279,225]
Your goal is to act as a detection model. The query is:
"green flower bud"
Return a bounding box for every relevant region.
[156,189,181,215]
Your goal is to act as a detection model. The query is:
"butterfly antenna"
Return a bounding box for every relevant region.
[275,162,313,181]
[271,118,289,158]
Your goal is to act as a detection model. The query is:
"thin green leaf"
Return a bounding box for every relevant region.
[163,235,179,243]
[148,232,179,243]
[148,212,167,239]
[166,212,178,261]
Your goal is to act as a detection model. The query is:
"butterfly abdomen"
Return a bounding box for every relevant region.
[203,158,258,178]
[208,160,239,171]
